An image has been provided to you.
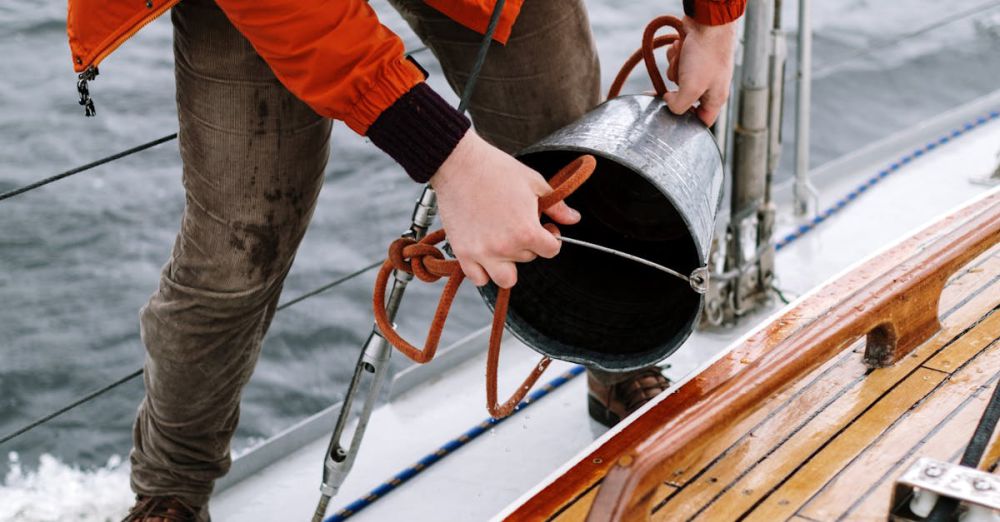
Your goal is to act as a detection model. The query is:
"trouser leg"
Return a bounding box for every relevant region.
[129,0,331,511]
[388,0,601,153]
[389,0,654,385]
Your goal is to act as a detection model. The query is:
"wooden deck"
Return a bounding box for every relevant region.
[505,191,1000,521]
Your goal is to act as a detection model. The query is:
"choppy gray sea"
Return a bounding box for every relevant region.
[1,0,998,518]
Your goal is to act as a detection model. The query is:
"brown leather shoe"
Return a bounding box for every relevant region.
[587,368,671,427]
[122,496,200,522]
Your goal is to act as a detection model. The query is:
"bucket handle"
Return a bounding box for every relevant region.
[372,156,596,418]
[608,16,686,99]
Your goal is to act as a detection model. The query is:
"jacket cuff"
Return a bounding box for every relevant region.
[683,0,746,26]
[367,82,471,183]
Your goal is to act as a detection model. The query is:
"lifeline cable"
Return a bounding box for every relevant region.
[0,261,383,447]
[0,48,431,204]
[0,133,177,202]
[774,109,1000,251]
[324,365,585,522]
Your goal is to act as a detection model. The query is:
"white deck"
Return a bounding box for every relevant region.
[213,93,1000,521]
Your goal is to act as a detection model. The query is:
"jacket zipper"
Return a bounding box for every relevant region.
[72,0,181,117]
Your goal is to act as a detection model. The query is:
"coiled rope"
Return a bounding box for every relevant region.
[373,156,595,418]
[371,15,688,420]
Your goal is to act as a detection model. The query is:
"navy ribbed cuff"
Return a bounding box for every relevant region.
[367,83,471,184]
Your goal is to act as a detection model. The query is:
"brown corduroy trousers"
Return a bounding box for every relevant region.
[130,0,611,516]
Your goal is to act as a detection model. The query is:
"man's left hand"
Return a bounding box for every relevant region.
[664,16,737,126]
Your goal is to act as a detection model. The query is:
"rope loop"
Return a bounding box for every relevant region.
[608,15,686,99]
[373,156,596,418]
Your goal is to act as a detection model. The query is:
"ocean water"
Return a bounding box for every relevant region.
[0,0,998,519]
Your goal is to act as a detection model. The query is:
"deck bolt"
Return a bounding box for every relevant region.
[974,478,993,491]
[924,465,943,478]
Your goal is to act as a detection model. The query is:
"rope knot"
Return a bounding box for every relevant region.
[373,156,595,418]
[387,237,452,282]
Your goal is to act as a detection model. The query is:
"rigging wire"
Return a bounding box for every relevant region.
[0,48,429,204]
[0,369,144,447]
[0,45,435,442]
[0,133,177,202]
[0,260,383,447]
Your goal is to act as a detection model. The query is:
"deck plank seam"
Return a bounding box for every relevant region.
[752,311,997,520]
[653,298,1000,521]
[735,368,950,521]
[836,354,1000,521]
[545,482,603,521]
[540,249,999,520]
[652,348,860,510]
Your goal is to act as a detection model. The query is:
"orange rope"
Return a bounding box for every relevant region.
[373,156,596,418]
[608,16,686,99]
[373,14,686,419]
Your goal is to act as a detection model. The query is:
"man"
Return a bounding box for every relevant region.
[66,0,742,519]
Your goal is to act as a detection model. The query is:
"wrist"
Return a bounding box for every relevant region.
[430,130,479,192]
[685,15,737,38]
[366,82,471,184]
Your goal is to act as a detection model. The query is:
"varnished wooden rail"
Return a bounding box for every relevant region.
[583,191,1000,521]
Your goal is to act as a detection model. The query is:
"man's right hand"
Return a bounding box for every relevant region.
[429,131,581,289]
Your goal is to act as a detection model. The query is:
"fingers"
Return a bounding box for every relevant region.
[525,223,561,259]
[666,41,682,84]
[542,200,581,225]
[482,260,517,289]
[458,257,490,286]
[511,250,538,263]
[696,88,726,126]
[662,81,704,116]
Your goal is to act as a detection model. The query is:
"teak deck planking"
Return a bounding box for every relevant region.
[536,237,999,520]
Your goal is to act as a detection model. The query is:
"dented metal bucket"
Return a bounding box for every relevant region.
[479,94,724,372]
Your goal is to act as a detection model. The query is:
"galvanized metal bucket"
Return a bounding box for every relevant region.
[479,94,724,372]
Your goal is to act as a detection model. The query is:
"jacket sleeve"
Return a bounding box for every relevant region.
[683,0,747,26]
[214,0,470,182]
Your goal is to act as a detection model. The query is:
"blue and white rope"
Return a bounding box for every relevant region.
[325,365,586,522]
[323,108,1000,521]
[775,109,1000,251]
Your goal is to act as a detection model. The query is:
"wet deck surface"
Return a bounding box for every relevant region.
[550,245,1000,521]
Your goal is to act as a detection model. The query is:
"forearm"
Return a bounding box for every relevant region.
[214,0,469,183]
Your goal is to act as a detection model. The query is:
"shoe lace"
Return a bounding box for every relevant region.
[621,369,670,411]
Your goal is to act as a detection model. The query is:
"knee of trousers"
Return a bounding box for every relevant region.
[138,259,289,365]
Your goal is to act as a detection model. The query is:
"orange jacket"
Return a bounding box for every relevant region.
[67,1,742,181]
[67,0,524,135]
[66,0,742,135]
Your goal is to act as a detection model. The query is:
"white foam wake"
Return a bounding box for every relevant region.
[0,452,132,522]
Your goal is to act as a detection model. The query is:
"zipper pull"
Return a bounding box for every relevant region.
[77,66,99,117]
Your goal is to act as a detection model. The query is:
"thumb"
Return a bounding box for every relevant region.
[662,81,703,116]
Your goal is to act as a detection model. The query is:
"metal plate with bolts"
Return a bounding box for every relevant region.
[890,457,1000,520]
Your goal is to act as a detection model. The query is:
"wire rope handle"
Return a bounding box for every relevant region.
[608,15,686,99]
[372,156,596,418]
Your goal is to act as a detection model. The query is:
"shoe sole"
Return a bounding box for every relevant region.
[587,394,622,428]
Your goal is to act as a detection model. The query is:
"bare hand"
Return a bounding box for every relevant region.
[430,131,581,288]
[664,16,737,126]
